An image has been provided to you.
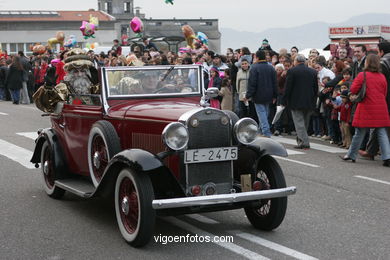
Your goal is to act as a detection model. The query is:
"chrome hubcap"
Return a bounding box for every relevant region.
[121,197,129,215]
[93,152,101,169]
[43,161,49,176]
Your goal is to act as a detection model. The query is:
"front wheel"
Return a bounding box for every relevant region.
[40,141,65,199]
[244,155,287,230]
[115,168,156,247]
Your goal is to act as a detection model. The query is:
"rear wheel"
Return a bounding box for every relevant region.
[40,141,65,199]
[115,168,156,247]
[244,155,287,230]
[88,121,121,187]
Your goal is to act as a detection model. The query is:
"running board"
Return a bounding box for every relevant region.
[55,179,96,198]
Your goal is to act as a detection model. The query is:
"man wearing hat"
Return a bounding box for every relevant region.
[259,39,272,51]
[282,54,318,149]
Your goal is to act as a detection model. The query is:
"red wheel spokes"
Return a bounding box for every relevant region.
[119,177,139,234]
[91,135,109,181]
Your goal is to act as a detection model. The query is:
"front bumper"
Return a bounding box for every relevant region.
[152,186,297,210]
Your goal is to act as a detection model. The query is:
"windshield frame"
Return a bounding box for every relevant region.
[101,64,204,101]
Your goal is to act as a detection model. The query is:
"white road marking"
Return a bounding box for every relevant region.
[231,231,319,260]
[354,175,390,186]
[0,112,9,115]
[186,214,220,224]
[16,132,37,140]
[164,217,270,260]
[272,136,346,153]
[286,149,305,155]
[274,156,320,168]
[0,139,35,169]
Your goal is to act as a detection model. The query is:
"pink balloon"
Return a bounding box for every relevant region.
[130,17,143,33]
[80,21,96,37]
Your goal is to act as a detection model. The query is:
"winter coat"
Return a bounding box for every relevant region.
[352,56,366,79]
[337,101,352,123]
[236,68,249,101]
[6,65,24,90]
[350,71,390,128]
[219,86,233,111]
[246,61,277,104]
[282,63,318,110]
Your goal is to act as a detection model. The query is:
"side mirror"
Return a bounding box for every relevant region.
[205,87,219,98]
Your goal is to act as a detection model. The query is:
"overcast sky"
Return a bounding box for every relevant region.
[1,0,390,32]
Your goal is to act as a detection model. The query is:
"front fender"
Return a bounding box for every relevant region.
[30,128,69,179]
[96,149,185,199]
[248,137,288,157]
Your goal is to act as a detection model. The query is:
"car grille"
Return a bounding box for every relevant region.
[183,109,233,195]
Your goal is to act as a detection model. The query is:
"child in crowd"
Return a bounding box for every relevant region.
[219,78,233,111]
[326,87,342,144]
[336,90,352,149]
[208,67,222,109]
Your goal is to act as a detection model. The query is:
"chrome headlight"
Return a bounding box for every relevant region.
[162,122,189,151]
[233,118,258,145]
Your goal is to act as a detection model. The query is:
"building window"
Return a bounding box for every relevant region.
[148,22,162,26]
[200,21,213,26]
[10,43,16,53]
[124,2,132,13]
[98,2,101,11]
[105,2,112,14]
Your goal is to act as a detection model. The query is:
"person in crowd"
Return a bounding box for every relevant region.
[203,50,215,74]
[315,60,335,83]
[219,78,233,111]
[18,51,31,104]
[337,48,348,61]
[112,39,122,56]
[308,49,319,68]
[6,56,25,104]
[359,41,390,160]
[327,87,342,145]
[244,50,277,138]
[208,66,222,109]
[212,54,229,75]
[340,54,390,167]
[290,46,299,60]
[235,47,252,68]
[273,63,286,136]
[236,59,256,119]
[331,38,354,59]
[0,57,8,101]
[226,48,234,61]
[352,44,367,79]
[282,54,318,149]
[259,39,273,51]
[143,37,158,51]
[336,90,352,149]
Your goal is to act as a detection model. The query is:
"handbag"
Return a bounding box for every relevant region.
[349,72,366,103]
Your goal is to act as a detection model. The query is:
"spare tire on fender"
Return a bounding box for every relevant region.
[88,120,121,187]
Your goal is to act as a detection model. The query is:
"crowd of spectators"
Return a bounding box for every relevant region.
[1,37,390,165]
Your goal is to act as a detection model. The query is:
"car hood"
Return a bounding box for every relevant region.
[108,99,200,122]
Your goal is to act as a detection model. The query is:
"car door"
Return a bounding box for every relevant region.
[61,95,103,176]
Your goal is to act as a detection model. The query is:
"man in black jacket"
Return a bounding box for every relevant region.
[282,54,318,149]
[245,50,277,137]
[352,44,367,79]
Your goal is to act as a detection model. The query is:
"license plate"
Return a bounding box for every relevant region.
[184,147,238,164]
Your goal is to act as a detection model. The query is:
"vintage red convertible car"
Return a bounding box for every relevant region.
[31,65,296,247]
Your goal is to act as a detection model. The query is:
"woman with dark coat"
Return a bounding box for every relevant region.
[6,56,24,104]
[341,54,390,166]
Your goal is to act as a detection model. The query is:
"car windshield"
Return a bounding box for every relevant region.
[104,65,202,98]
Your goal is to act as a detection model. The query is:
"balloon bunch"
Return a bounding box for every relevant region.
[47,31,65,49]
[130,17,144,37]
[80,16,99,40]
[85,42,99,50]
[165,0,174,4]
[181,26,209,53]
[64,35,78,48]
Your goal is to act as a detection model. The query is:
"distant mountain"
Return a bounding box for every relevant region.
[220,13,390,53]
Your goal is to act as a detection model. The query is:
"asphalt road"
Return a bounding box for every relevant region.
[0,101,389,260]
